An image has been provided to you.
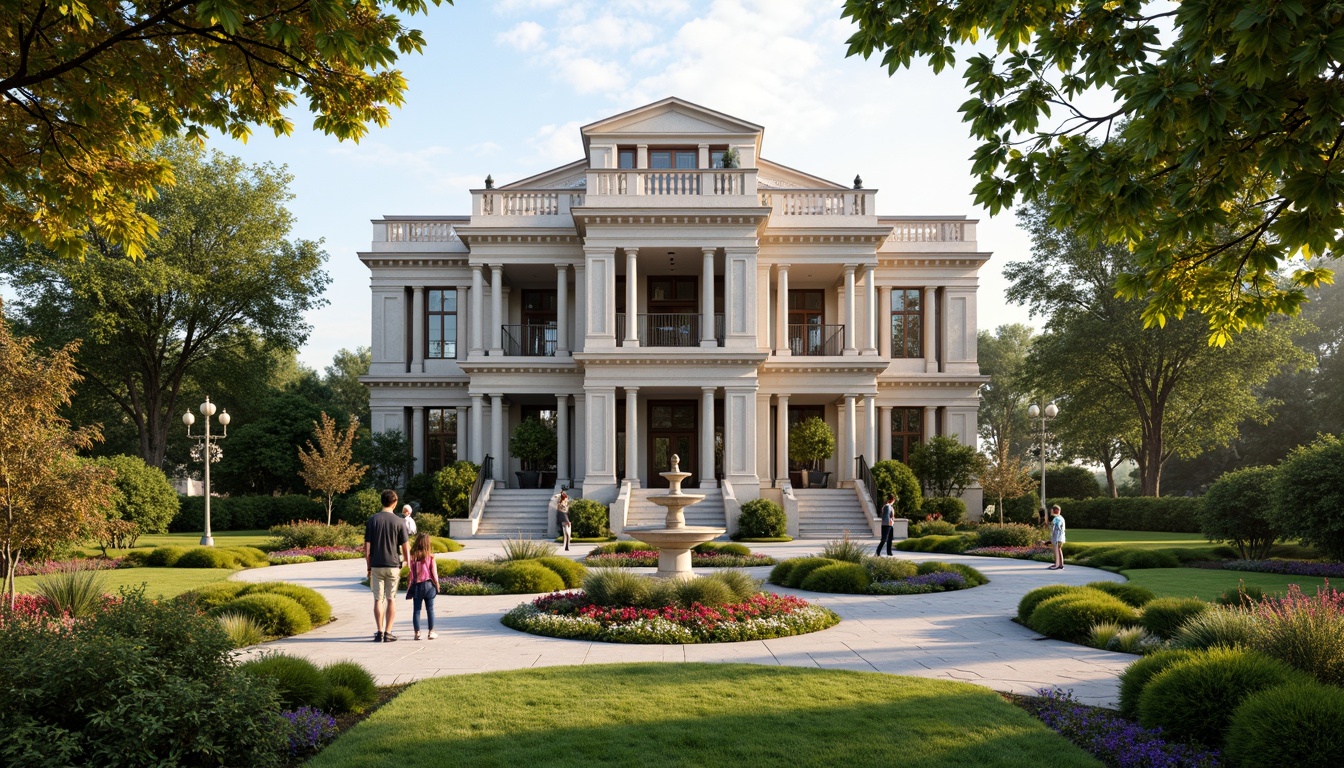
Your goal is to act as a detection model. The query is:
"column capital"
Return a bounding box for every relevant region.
[412,284,424,294]
[843,264,857,275]
[775,263,789,274]
[625,386,640,394]
[701,385,717,393]
[701,246,716,256]
[776,393,789,403]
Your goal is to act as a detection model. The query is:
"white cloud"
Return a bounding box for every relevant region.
[555,55,630,94]
[497,21,545,51]
[526,121,586,166]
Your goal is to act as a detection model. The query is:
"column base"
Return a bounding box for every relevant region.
[925,361,939,373]
[861,347,878,355]
[842,348,859,356]
[623,340,641,348]
[700,339,717,348]
[774,348,792,356]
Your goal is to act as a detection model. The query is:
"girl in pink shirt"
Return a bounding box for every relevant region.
[407,533,439,640]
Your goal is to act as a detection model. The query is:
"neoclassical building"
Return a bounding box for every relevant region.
[361,98,987,537]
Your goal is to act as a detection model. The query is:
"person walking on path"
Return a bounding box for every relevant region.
[401,504,417,537]
[1048,505,1066,570]
[406,532,439,640]
[875,494,897,557]
[557,491,572,551]
[364,490,410,642]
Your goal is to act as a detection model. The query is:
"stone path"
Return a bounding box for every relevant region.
[233,541,1135,707]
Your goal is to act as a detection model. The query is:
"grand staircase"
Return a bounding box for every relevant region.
[794,488,871,539]
[475,488,551,538]
[624,488,726,533]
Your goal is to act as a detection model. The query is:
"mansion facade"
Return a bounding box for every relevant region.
[361,98,988,522]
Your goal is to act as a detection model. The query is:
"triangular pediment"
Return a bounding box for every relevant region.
[500,159,588,190]
[581,97,762,141]
[756,158,846,190]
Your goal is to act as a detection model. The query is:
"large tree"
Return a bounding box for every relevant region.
[1,140,329,468]
[0,302,115,608]
[978,324,1035,461]
[1,0,449,262]
[842,0,1340,340]
[1011,204,1311,496]
[324,346,371,428]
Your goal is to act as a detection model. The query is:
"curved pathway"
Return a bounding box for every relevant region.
[233,541,1134,707]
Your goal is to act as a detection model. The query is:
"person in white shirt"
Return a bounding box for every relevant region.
[401,504,418,537]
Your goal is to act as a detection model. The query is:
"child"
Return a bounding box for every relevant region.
[406,532,439,640]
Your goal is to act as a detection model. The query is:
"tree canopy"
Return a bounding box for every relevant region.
[298,412,366,525]
[1,0,449,262]
[0,140,329,469]
[842,0,1340,341]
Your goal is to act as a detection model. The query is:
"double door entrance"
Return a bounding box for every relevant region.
[647,401,696,489]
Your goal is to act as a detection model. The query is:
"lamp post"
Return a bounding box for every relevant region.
[1028,401,1059,521]
[184,396,230,546]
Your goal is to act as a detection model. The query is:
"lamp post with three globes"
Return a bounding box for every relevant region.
[183,397,230,546]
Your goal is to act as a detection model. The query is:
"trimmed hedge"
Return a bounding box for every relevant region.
[177,581,249,611]
[975,523,1039,548]
[171,494,326,532]
[534,556,586,588]
[569,498,611,539]
[1085,581,1155,608]
[1225,681,1344,768]
[1017,585,1077,624]
[494,562,565,594]
[782,557,840,588]
[1117,649,1198,719]
[239,582,332,625]
[800,562,871,594]
[894,534,970,553]
[1053,497,1202,533]
[1140,597,1212,641]
[210,594,312,637]
[1029,589,1139,643]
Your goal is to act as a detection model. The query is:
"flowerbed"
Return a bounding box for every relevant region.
[502,591,840,643]
[868,571,967,595]
[267,546,362,563]
[582,551,776,568]
[13,557,124,577]
[1218,559,1344,578]
[439,576,505,596]
[1018,688,1221,767]
[282,706,339,758]
[964,545,1051,560]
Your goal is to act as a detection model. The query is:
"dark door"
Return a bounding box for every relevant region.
[647,401,697,488]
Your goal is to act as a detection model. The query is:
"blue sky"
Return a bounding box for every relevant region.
[207,0,1037,370]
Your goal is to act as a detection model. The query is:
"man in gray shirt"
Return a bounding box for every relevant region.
[363,489,410,642]
[875,494,897,557]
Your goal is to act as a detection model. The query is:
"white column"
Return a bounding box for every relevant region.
[843,265,857,355]
[863,265,878,355]
[456,286,469,360]
[865,394,877,464]
[490,394,504,474]
[470,394,484,462]
[723,386,759,488]
[411,286,425,372]
[775,265,790,355]
[556,264,569,356]
[411,406,425,474]
[925,286,938,372]
[574,262,587,354]
[455,407,468,462]
[624,248,639,346]
[573,393,588,482]
[700,387,716,488]
[879,406,893,461]
[489,265,504,355]
[556,394,570,484]
[924,406,938,443]
[470,266,484,356]
[879,286,892,357]
[723,247,758,349]
[844,394,857,481]
[776,394,789,482]
[625,387,640,486]
[700,247,716,347]
[583,386,617,488]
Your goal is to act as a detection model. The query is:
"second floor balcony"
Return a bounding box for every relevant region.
[615,313,725,348]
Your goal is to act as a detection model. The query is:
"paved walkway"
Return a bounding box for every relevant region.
[233,541,1135,707]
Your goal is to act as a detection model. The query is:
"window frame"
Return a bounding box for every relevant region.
[890,287,924,359]
[890,407,924,465]
[426,288,458,360]
[426,408,458,473]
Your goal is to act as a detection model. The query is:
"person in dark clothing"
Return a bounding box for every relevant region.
[875,494,897,556]
[363,489,410,642]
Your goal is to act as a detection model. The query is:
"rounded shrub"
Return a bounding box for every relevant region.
[1140,597,1212,640]
[866,557,918,582]
[177,581,248,611]
[146,545,190,567]
[785,557,839,588]
[800,562,871,594]
[1029,590,1139,643]
[940,562,988,587]
[582,568,651,607]
[1216,583,1268,608]
[717,542,751,557]
[321,661,378,714]
[1270,435,1344,561]
[1138,647,1313,747]
[223,546,270,568]
[1224,681,1344,768]
[339,488,382,525]
[1172,607,1259,651]
[1085,581,1156,608]
[210,593,312,637]
[699,569,760,602]
[1017,585,1078,624]
[910,519,957,538]
[1120,549,1182,570]
[456,560,502,582]
[1199,465,1281,560]
[431,536,464,553]
[239,653,328,710]
[737,498,786,538]
[173,546,242,569]
[768,559,797,586]
[239,582,332,625]
[534,556,586,588]
[567,498,610,539]
[974,523,1039,548]
[436,558,463,579]
[93,454,179,534]
[610,541,655,554]
[495,561,565,594]
[921,496,967,524]
[1117,648,1197,719]
[870,459,922,519]
[675,577,736,608]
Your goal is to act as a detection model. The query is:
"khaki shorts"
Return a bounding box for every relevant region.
[369,566,400,601]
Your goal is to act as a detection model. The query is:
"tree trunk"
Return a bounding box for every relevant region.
[326,495,333,526]
[1103,464,1117,497]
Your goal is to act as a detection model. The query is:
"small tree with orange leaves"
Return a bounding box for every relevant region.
[297,412,367,525]
[0,301,115,609]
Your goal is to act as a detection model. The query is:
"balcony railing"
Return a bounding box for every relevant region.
[788,324,845,356]
[615,313,725,347]
[474,190,585,217]
[886,219,964,242]
[500,325,557,357]
[761,190,871,216]
[588,169,753,197]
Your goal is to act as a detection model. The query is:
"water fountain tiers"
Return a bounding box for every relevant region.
[623,454,726,579]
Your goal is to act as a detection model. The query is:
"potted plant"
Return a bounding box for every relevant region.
[719,146,740,169]
[509,417,557,489]
[788,416,836,488]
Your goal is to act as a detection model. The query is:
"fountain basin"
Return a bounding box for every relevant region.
[623,525,726,578]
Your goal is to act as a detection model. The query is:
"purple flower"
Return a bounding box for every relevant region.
[1020,689,1221,768]
[281,706,338,756]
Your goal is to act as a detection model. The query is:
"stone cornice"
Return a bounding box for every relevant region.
[572,209,769,229]
[877,374,990,387]
[359,377,469,387]
[457,359,580,375]
[358,254,470,269]
[762,357,891,374]
[759,230,889,247]
[572,351,769,367]
[877,253,993,267]
[457,231,582,246]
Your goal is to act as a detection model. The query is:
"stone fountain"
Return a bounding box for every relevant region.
[625,454,726,579]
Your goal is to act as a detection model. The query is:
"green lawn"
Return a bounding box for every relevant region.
[308,664,1100,768]
[12,567,235,599]
[1067,529,1208,548]
[80,529,274,558]
[1120,568,1329,601]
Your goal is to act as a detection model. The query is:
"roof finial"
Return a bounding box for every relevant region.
[485,174,494,189]
[853,174,863,189]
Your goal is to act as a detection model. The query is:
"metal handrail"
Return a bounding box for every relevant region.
[788,323,845,356]
[500,324,556,356]
[856,454,880,514]
[469,455,493,511]
[615,313,725,347]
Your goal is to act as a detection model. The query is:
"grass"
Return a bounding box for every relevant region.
[80,529,275,558]
[1120,568,1330,602]
[307,664,1101,768]
[1065,530,1208,549]
[12,567,235,599]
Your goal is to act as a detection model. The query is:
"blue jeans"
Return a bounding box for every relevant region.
[876,525,895,555]
[412,581,436,632]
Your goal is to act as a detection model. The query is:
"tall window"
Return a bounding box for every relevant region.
[427,289,457,359]
[891,288,923,358]
[891,407,924,464]
[618,148,635,169]
[426,408,457,473]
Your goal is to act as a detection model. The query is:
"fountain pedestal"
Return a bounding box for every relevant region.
[624,455,726,579]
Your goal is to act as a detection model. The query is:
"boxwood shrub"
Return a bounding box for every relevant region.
[1085,581,1155,608]
[1140,597,1212,641]
[1224,681,1344,768]
[1117,649,1198,719]
[974,523,1039,548]
[674,577,737,608]
[1120,549,1182,570]
[146,545,191,567]
[894,534,969,553]
[239,583,332,625]
[1029,589,1139,643]
[781,557,839,588]
[800,562,871,594]
[177,580,249,611]
[1138,647,1312,747]
[534,556,586,588]
[239,653,328,710]
[769,559,797,585]
[568,498,611,539]
[494,561,565,594]
[736,498,787,538]
[1017,585,1078,624]
[210,594,312,637]
[867,557,918,582]
[320,661,378,715]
